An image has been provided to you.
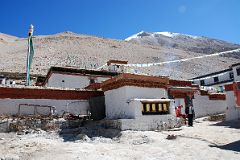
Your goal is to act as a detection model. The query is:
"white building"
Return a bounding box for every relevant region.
[0,75,15,86]
[191,63,240,91]
[101,73,197,130]
[106,60,128,73]
[191,69,234,89]
[41,66,119,89]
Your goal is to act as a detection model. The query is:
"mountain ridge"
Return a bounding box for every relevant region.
[125,31,240,54]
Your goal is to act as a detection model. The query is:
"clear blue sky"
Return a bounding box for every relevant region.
[0,0,239,43]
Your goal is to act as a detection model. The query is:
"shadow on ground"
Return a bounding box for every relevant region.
[58,120,121,142]
[209,140,240,152]
[210,120,240,129]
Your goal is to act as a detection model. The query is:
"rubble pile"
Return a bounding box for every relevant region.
[0,114,86,134]
[208,114,225,121]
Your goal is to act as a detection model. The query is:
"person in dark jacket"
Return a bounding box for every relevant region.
[185,105,195,126]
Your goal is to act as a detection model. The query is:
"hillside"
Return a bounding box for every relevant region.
[0,31,239,80]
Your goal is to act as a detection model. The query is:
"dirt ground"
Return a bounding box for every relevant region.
[0,117,240,160]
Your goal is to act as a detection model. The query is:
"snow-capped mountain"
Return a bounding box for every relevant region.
[126,31,240,54]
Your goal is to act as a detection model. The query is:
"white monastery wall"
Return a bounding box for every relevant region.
[225,91,240,121]
[193,93,226,118]
[46,73,110,89]
[119,115,179,131]
[0,99,89,116]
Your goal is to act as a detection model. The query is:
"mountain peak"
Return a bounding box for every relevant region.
[125,31,201,41]
[125,31,240,54]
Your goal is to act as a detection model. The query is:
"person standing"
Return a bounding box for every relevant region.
[185,105,195,127]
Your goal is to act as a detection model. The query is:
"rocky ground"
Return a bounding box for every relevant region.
[0,117,239,160]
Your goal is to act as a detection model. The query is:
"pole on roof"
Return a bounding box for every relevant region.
[26,24,34,86]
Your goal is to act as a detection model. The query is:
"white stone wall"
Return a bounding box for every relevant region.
[192,93,227,118]
[232,66,240,81]
[0,99,89,116]
[225,91,240,121]
[46,73,110,89]
[105,86,168,119]
[120,115,178,131]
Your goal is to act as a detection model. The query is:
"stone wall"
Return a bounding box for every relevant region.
[193,93,227,118]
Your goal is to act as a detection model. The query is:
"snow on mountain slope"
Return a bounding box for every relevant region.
[126,31,198,40]
[125,31,240,55]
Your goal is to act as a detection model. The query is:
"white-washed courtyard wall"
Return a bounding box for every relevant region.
[0,99,89,116]
[225,91,240,121]
[193,93,226,118]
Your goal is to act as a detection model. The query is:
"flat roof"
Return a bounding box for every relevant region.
[101,73,169,91]
[128,98,172,103]
[0,86,103,100]
[107,60,128,66]
[48,66,119,76]
[232,62,240,67]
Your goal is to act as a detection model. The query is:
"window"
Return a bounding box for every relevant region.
[229,72,234,79]
[200,80,205,86]
[142,102,169,115]
[213,77,219,83]
[90,79,95,84]
[237,67,240,76]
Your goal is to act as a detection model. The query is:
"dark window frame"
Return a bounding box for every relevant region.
[236,67,240,76]
[200,80,205,86]
[89,79,95,84]
[229,72,234,79]
[213,76,219,83]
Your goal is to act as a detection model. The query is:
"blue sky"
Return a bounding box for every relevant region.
[0,0,239,43]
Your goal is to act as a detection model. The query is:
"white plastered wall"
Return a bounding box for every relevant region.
[105,86,167,119]
[193,93,227,118]
[46,73,110,89]
[0,99,89,116]
[225,91,240,121]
